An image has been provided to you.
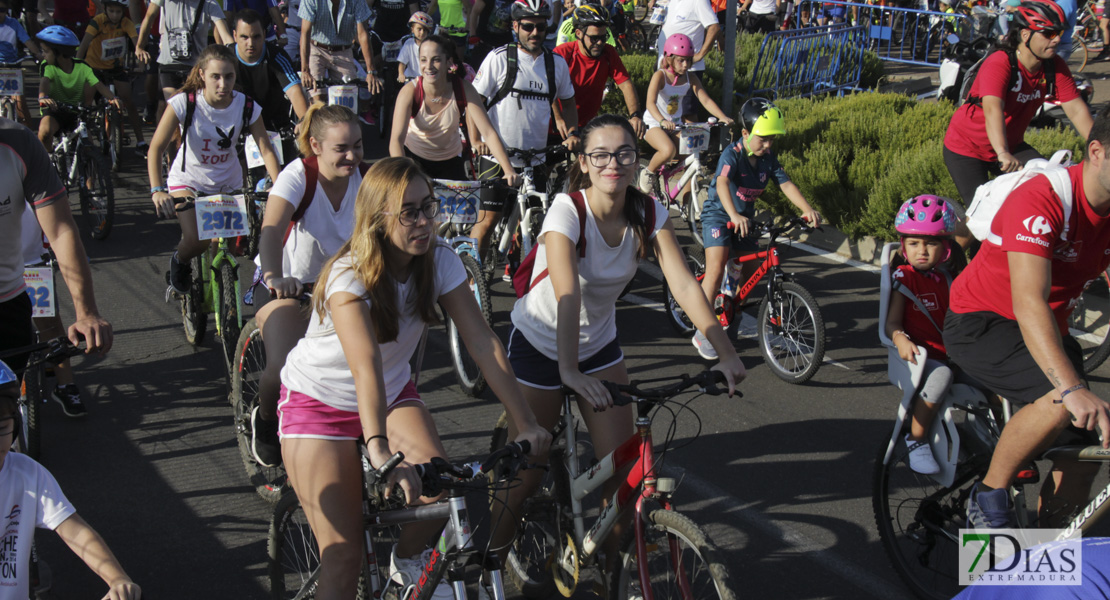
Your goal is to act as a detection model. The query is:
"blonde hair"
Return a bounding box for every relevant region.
[311,157,439,343]
[296,103,359,158]
[179,45,236,96]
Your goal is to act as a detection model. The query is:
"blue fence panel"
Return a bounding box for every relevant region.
[746,24,866,100]
[793,0,975,67]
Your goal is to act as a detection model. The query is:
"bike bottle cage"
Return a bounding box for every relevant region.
[179,91,255,170]
[411,74,474,162]
[283,155,372,244]
[964,49,1056,107]
[485,43,557,110]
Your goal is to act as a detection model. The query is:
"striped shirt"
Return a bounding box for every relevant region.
[298,0,371,46]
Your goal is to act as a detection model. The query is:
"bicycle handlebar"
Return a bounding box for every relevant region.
[506,145,570,164]
[562,370,736,407]
[0,337,86,369]
[363,441,532,503]
[727,216,821,238]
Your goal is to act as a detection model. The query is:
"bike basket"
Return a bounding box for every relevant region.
[327,85,358,111]
[678,126,710,154]
[0,69,23,96]
[434,180,481,224]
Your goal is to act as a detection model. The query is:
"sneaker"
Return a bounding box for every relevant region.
[966,482,1015,529]
[360,110,377,126]
[389,546,454,600]
[905,434,939,475]
[136,141,149,157]
[503,264,514,283]
[1096,48,1110,62]
[250,406,283,468]
[168,252,191,295]
[691,330,718,361]
[52,384,87,418]
[642,171,659,199]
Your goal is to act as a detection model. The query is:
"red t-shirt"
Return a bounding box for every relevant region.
[553,41,631,128]
[943,51,1079,162]
[950,164,1110,332]
[893,265,950,361]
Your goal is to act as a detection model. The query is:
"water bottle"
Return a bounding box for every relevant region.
[720,259,742,297]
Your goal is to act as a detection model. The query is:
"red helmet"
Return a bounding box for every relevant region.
[1012,0,1066,32]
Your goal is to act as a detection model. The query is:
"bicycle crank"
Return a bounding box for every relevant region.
[551,533,579,598]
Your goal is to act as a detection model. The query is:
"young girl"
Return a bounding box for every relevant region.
[488,114,745,567]
[389,34,516,182]
[147,44,282,296]
[397,11,434,82]
[641,33,733,198]
[884,195,958,475]
[277,157,550,599]
[35,25,123,150]
[248,103,366,468]
[77,0,147,154]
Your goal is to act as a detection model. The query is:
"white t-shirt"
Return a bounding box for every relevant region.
[510,191,668,360]
[259,159,362,284]
[280,243,467,411]
[473,46,575,167]
[0,453,77,600]
[750,0,777,14]
[656,0,718,71]
[20,205,44,266]
[167,90,263,193]
[398,36,420,79]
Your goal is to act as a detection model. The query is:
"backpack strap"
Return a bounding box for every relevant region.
[525,190,589,294]
[486,44,518,110]
[543,47,556,104]
[892,279,945,335]
[410,77,424,119]
[238,94,255,148]
[181,91,197,170]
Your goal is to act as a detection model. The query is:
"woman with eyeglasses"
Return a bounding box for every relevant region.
[276,157,551,599]
[485,114,745,572]
[943,0,1092,231]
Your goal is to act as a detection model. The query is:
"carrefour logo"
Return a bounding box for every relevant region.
[1024,215,1053,236]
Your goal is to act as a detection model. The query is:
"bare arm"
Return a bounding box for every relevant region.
[469,0,486,37]
[213,18,232,45]
[689,72,732,124]
[270,5,287,37]
[76,32,94,60]
[286,83,310,120]
[1062,97,1094,142]
[693,24,719,64]
[389,82,414,157]
[249,116,283,183]
[616,78,644,138]
[54,515,139,600]
[778,180,820,225]
[465,82,517,183]
[135,1,158,63]
[258,196,301,297]
[299,18,313,88]
[884,292,920,363]
[982,95,1017,171]
[645,70,668,124]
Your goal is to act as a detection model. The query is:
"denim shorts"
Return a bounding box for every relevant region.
[701,203,758,251]
[507,327,624,390]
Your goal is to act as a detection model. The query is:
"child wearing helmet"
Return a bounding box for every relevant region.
[642,32,732,199]
[885,195,959,475]
[397,11,435,82]
[35,24,123,151]
[76,0,147,154]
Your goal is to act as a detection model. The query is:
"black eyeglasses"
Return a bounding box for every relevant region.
[389,201,440,226]
[584,32,607,43]
[585,148,638,168]
[518,22,548,33]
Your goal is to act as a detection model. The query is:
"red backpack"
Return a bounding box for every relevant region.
[282,155,371,244]
[512,192,657,298]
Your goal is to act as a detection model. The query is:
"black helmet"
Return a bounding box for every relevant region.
[511,0,552,21]
[573,4,609,30]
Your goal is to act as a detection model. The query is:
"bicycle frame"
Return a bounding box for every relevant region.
[657,151,704,207]
[496,166,548,258]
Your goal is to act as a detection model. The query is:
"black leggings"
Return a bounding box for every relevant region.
[943,143,1042,207]
[404,149,468,180]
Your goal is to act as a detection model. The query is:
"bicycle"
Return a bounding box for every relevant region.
[268,441,532,600]
[663,217,826,384]
[488,370,736,600]
[47,101,115,241]
[0,337,85,460]
[0,56,35,121]
[640,121,729,248]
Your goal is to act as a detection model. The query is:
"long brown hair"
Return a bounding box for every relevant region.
[179,44,237,96]
[568,114,653,259]
[311,157,439,343]
[296,102,359,158]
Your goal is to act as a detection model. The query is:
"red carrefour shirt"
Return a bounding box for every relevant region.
[893,265,950,361]
[553,41,631,128]
[944,51,1079,162]
[950,164,1110,333]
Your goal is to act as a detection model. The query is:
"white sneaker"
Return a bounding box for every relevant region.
[691,330,718,361]
[389,546,454,600]
[905,434,940,475]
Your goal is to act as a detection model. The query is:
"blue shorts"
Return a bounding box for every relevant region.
[701,203,759,251]
[507,327,624,390]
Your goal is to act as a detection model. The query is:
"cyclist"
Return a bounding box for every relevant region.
[0,362,141,600]
[297,0,382,101]
[77,0,148,156]
[396,11,433,82]
[943,1,1092,218]
[426,0,468,62]
[224,0,288,41]
[641,33,732,201]
[0,117,113,373]
[487,114,744,570]
[553,4,644,137]
[8,0,39,37]
[694,98,817,359]
[135,0,234,109]
[741,0,780,33]
[147,44,282,296]
[277,157,550,599]
[553,3,616,46]
[0,0,43,125]
[45,0,94,38]
[943,105,1110,529]
[389,34,516,181]
[470,0,579,271]
[467,0,514,67]
[35,26,124,153]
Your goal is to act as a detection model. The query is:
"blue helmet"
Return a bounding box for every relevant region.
[0,360,14,388]
[36,25,81,47]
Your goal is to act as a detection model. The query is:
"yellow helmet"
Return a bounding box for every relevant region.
[741,98,786,137]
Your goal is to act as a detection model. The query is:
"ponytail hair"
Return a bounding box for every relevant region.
[179,44,237,96]
[296,102,359,157]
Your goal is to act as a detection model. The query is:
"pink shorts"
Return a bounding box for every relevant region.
[277,381,422,441]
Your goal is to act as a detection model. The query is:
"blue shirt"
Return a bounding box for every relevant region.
[1055,0,1077,60]
[0,17,30,65]
[703,137,791,216]
[298,0,372,46]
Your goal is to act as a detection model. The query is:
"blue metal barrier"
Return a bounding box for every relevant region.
[792,0,975,67]
[746,24,866,100]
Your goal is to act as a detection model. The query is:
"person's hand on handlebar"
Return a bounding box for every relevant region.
[726,216,751,239]
[661,118,675,131]
[712,355,746,398]
[997,151,1021,173]
[69,316,112,355]
[1062,388,1110,449]
[151,191,176,219]
[300,70,316,92]
[38,96,55,110]
[366,442,423,503]
[473,139,491,158]
[267,276,304,299]
[502,167,519,188]
[103,578,141,600]
[513,423,552,460]
[563,133,581,152]
[801,209,821,227]
[562,369,615,411]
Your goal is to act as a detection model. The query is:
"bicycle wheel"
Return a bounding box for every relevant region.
[663,245,706,335]
[77,146,114,240]
[873,434,986,600]
[1068,270,1110,373]
[104,105,123,173]
[183,255,208,346]
[757,281,825,384]
[231,320,286,504]
[610,509,736,600]
[216,257,242,378]
[16,365,45,459]
[1072,35,1090,72]
[0,99,15,120]
[446,254,492,397]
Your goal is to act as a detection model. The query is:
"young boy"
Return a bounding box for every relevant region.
[77,0,147,153]
[397,11,434,82]
[0,361,142,599]
[0,0,43,124]
[35,25,122,151]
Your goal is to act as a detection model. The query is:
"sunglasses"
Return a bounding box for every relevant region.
[518,22,548,33]
[1037,29,1062,40]
[584,32,607,43]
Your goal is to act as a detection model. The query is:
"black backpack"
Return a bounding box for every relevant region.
[179,91,256,170]
[485,43,557,110]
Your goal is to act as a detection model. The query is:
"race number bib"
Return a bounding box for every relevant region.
[0,69,23,96]
[245,131,284,169]
[649,5,667,24]
[382,39,404,62]
[100,36,127,61]
[433,180,481,224]
[196,194,249,240]
[23,267,55,318]
[678,127,710,154]
[327,85,358,111]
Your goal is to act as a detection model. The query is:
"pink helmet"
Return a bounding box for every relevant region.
[409,11,435,28]
[663,33,694,57]
[894,195,957,237]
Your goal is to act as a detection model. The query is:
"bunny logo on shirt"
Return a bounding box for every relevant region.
[200,126,235,164]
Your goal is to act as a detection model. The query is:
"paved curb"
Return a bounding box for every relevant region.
[753,209,888,267]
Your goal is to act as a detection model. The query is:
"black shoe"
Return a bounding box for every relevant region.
[250,406,283,467]
[168,252,191,295]
[52,384,87,418]
[1097,48,1110,62]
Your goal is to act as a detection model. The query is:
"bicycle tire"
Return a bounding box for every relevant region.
[183,255,208,346]
[482,228,500,287]
[0,99,15,121]
[1068,270,1110,373]
[231,320,287,504]
[17,365,45,460]
[1072,35,1090,72]
[446,254,491,397]
[663,245,706,335]
[609,509,736,600]
[106,106,123,173]
[216,257,242,378]
[757,280,825,384]
[77,146,114,240]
